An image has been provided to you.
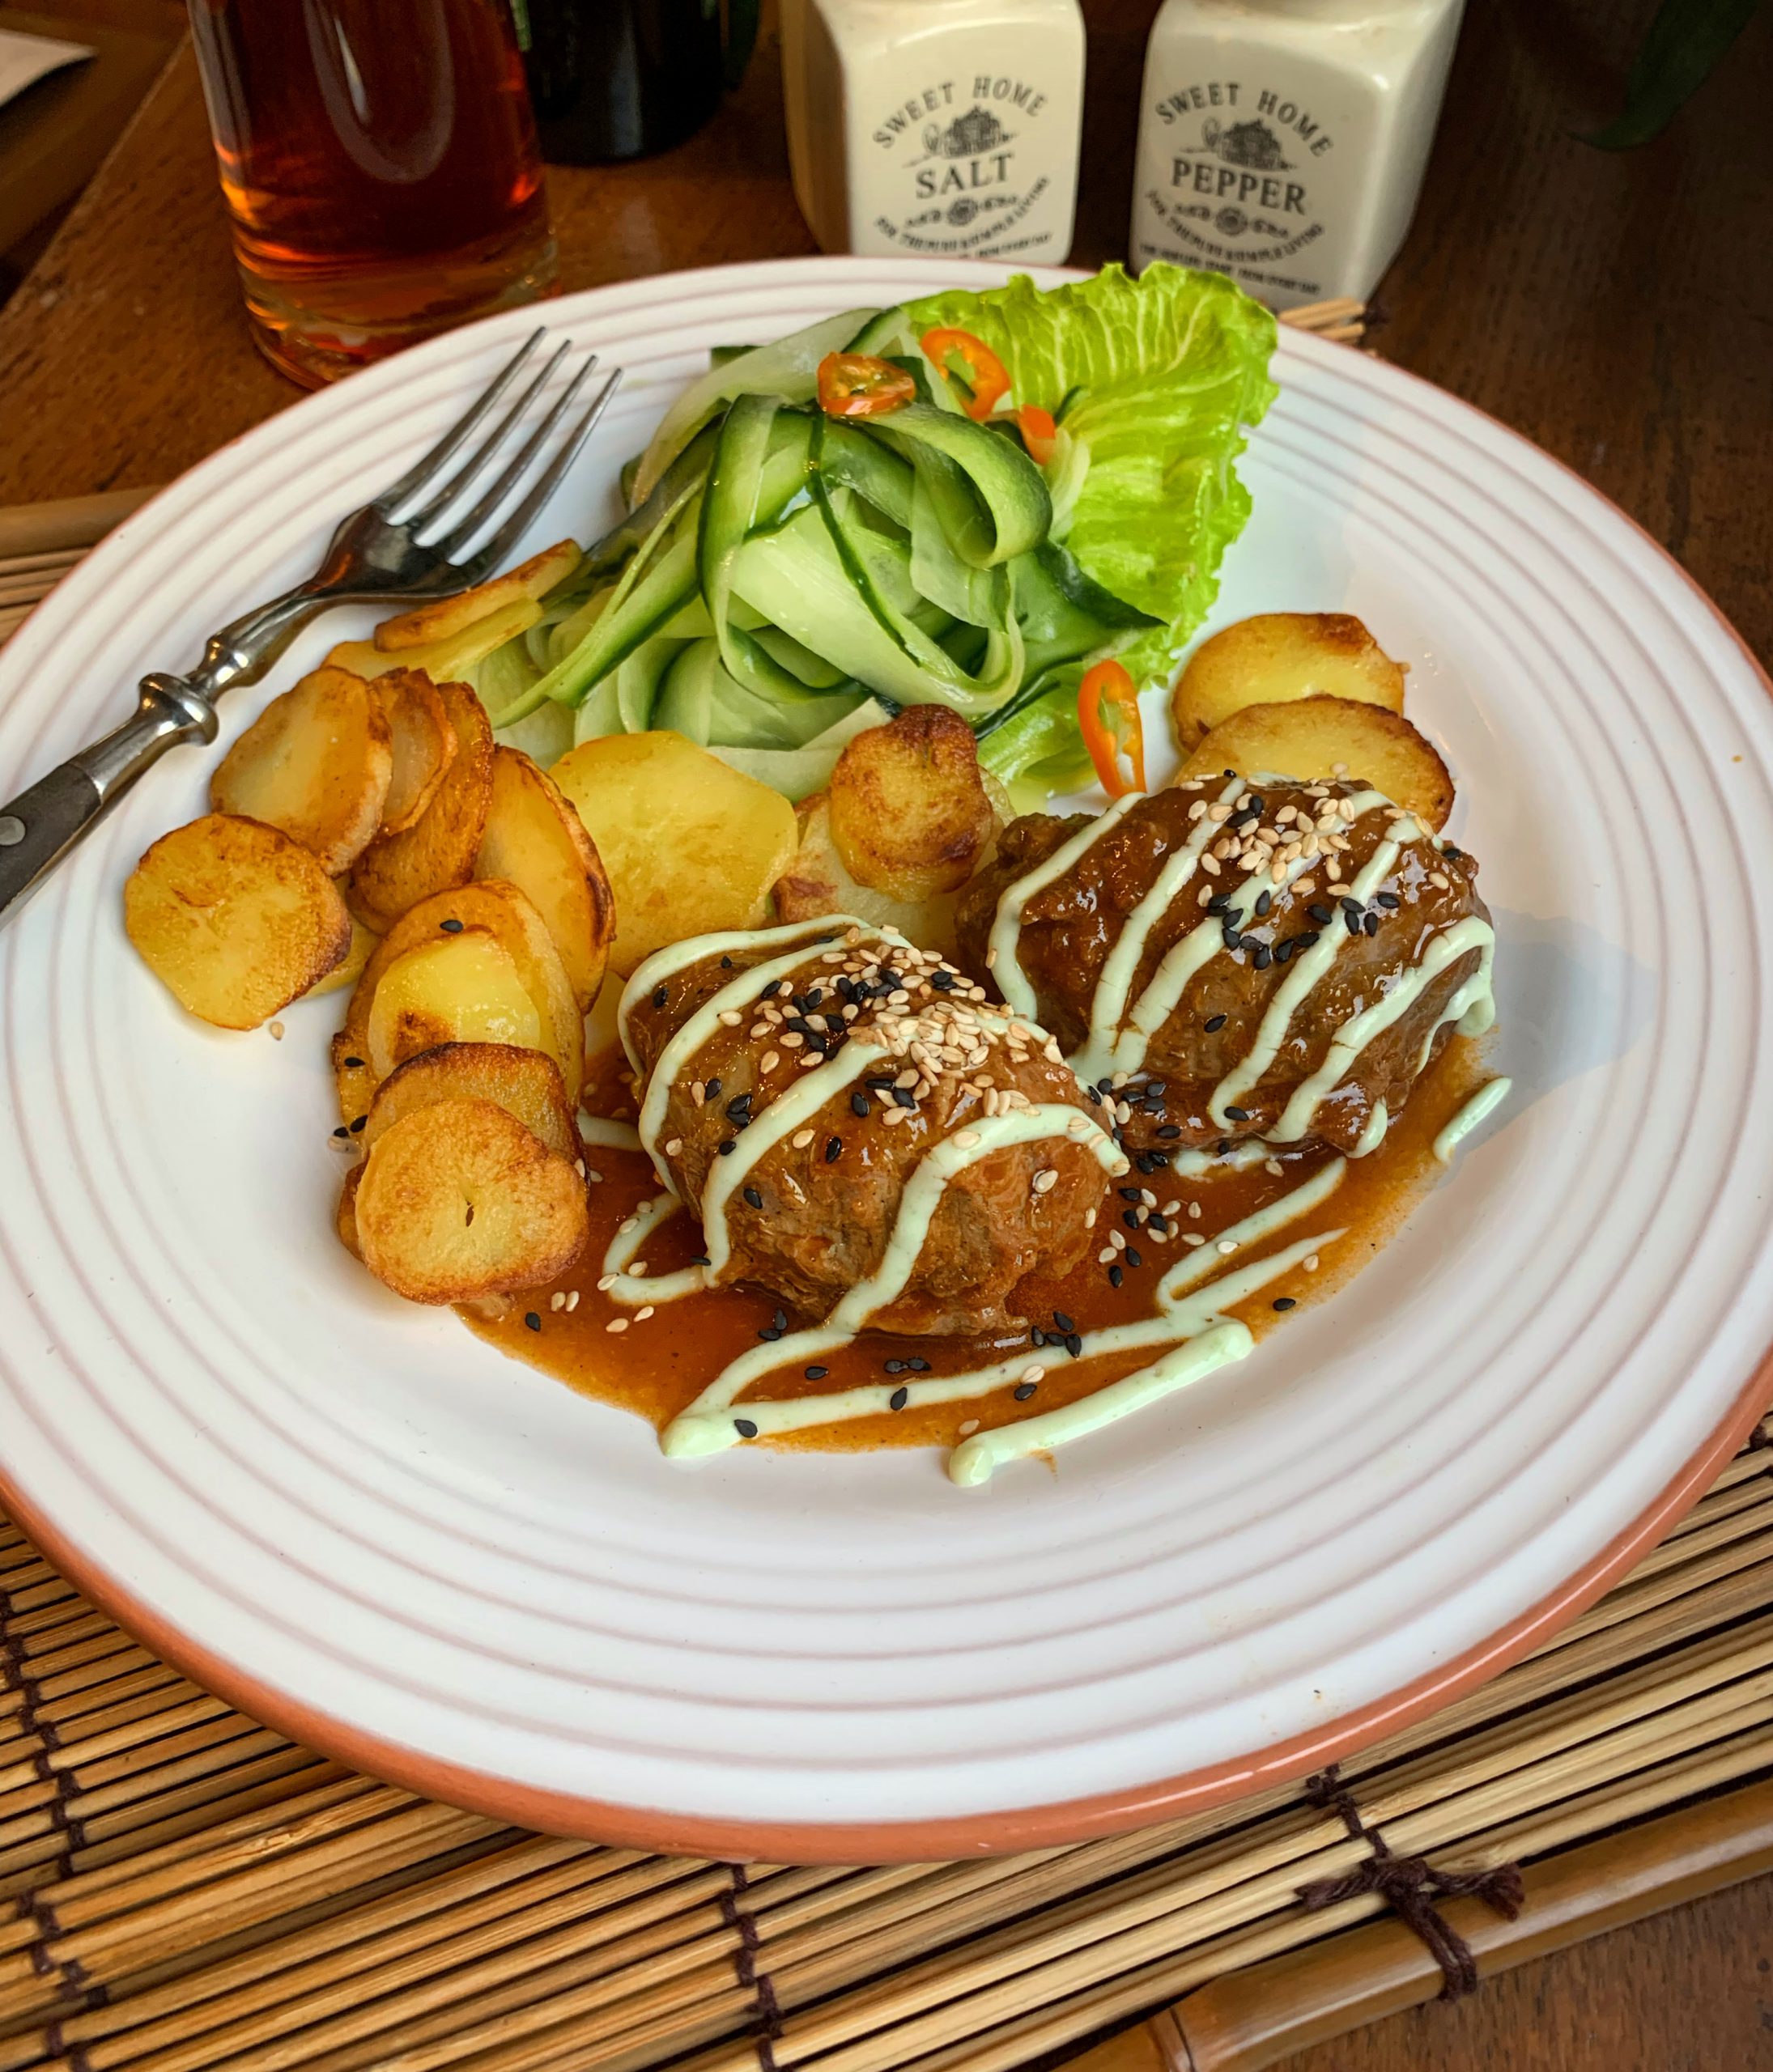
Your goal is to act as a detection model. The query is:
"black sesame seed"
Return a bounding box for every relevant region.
[1252,945,1272,971]
[931,970,955,991]
[1150,1215,1169,1235]
[651,984,667,1008]
[1298,930,1321,948]
[1205,1013,1228,1033]
[1207,894,1231,915]
[1014,1382,1038,1401]
[704,1077,721,1099]
[851,1091,870,1117]
[333,1126,350,1139]
[1086,1086,1103,1105]
[885,1357,905,1374]
[889,1386,909,1411]
[1253,890,1273,917]
[440,917,465,934]
[1307,903,1333,925]
[1217,1138,1232,1155]
[743,1186,763,1209]
[1375,892,1401,909]
[1157,1124,1182,1140]
[1344,910,1363,936]
[1222,926,1243,951]
[1134,1151,1160,1174]
[758,1325,783,1342]
[1273,1297,1298,1311]
[806,1365,829,1379]
[343,1055,364,1070]
[1125,1246,1143,1268]
[908,1357,930,1372]
[1031,1327,1047,1347]
[734,1417,759,1438]
[691,1255,712,1266]
[1275,940,1295,965]
[1224,1105,1251,1123]
[1341,896,1363,915]
[761,979,784,998]
[1119,1186,1142,1201]
[725,1096,752,1121]
[349,1115,367,1132]
[720,955,733,967]
[824,1136,842,1162]
[1122,1209,1140,1230]
[1248,794,1265,813]
[718,1139,737,1155]
[1364,911,1380,936]
[865,1073,895,1089]
[1108,1263,1124,1288]
[1096,1076,1114,1094]
[525,1312,542,1332]
[1146,1081,1167,1097]
[891,1086,916,1109]
[1443,844,1464,860]
[1065,1333,1083,1358]
[1052,1311,1075,1333]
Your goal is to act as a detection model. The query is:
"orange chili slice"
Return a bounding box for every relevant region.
[920,327,1012,421]
[1015,404,1059,466]
[817,353,916,418]
[1078,658,1146,797]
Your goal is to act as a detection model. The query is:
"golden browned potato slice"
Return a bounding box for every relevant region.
[363,1042,577,1160]
[827,707,996,902]
[1177,697,1454,830]
[372,541,580,652]
[347,880,583,1099]
[775,792,959,958]
[307,910,378,1000]
[475,745,614,1012]
[374,669,457,835]
[347,679,494,932]
[336,1164,363,1259]
[125,813,351,1030]
[332,1028,377,1135]
[326,595,542,690]
[355,1099,589,1305]
[551,730,797,976]
[1172,613,1409,751]
[365,931,544,1083]
[210,666,393,875]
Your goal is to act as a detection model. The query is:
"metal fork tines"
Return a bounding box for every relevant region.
[0,329,621,932]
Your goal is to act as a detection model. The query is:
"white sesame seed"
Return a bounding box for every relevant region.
[1265,1159,1284,1178]
[606,1318,630,1334]
[781,1031,804,1048]
[1305,1255,1320,1272]
[954,1129,980,1147]
[1184,1233,1206,1246]
[1188,1201,1202,1220]
[585,1170,603,1184]
[1033,1169,1059,1194]
[618,1216,637,1233]
[636,1306,655,1321]
[1099,1247,1116,1264]
[1110,1229,1127,1251]
[267,1020,285,1041]
[597,1272,617,1291]
[630,1261,648,1277]
[566,1290,580,1311]
[550,1292,566,1311]
[959,1419,980,1437]
[719,1009,742,1025]
[1021,1365,1044,1386]
[665,1138,682,1156]
[1162,1199,1180,1216]
[791,1127,815,1149]
[760,1051,780,1072]
[1084,1208,1097,1227]
[1201,854,1221,877]
[1217,1238,1239,1255]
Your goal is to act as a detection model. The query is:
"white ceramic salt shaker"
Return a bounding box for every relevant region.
[780,0,1086,264]
[1129,0,1465,310]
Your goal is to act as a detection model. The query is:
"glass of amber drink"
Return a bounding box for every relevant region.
[187,0,556,386]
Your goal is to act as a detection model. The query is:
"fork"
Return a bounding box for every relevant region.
[0,330,620,933]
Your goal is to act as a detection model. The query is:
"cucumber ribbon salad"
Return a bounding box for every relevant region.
[484,265,1278,809]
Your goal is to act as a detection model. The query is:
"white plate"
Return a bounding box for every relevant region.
[2,257,1771,1861]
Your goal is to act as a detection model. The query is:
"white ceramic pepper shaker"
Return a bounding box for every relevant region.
[780,0,1086,264]
[1129,0,1465,310]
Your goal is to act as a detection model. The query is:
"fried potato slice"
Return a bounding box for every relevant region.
[307,910,378,999]
[336,1164,363,1259]
[475,745,614,1011]
[210,666,393,875]
[1177,697,1454,830]
[372,541,580,652]
[365,931,544,1084]
[374,669,457,835]
[355,1098,589,1305]
[827,706,996,902]
[125,813,351,1030]
[363,1042,578,1160]
[347,680,494,932]
[1172,614,1408,750]
[775,792,959,959]
[347,879,583,1099]
[551,730,797,976]
[326,595,542,689]
[332,1028,377,1134]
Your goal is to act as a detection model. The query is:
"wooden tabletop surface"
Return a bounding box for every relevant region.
[1,2,1770,2066]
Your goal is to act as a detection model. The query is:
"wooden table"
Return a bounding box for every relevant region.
[1,3,1770,2067]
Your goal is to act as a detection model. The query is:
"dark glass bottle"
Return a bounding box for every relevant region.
[519,0,724,162]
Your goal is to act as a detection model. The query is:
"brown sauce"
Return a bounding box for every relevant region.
[461,1035,1492,1459]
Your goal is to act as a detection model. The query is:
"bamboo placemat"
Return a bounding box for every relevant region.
[5,473,1773,2072]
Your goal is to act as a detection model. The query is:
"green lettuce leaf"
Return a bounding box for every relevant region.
[903,263,1277,689]
[976,666,1097,812]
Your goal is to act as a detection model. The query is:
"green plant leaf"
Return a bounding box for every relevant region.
[1583,0,1761,148]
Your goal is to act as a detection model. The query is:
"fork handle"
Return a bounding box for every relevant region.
[0,674,218,932]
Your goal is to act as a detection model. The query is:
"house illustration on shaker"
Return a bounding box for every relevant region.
[922,106,1015,160]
